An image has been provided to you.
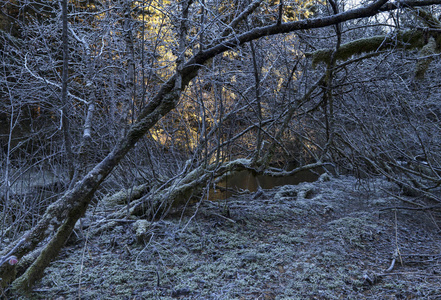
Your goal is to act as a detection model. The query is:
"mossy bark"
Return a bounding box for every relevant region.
[415,37,437,79]
[103,183,150,207]
[127,164,214,217]
[11,190,95,294]
[125,159,328,218]
[112,159,252,218]
[307,30,427,66]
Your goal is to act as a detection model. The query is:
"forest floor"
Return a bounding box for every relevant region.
[25,175,441,299]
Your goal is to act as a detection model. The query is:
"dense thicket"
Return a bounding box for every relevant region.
[1,0,441,294]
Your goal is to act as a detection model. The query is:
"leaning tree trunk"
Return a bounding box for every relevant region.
[2,1,265,292]
[7,73,183,293]
[2,0,421,293]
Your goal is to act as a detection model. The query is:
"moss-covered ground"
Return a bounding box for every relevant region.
[25,175,441,299]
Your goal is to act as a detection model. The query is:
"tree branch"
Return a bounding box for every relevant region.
[5,0,441,293]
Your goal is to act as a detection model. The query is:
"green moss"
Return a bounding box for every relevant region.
[25,176,441,299]
[103,183,150,207]
[324,213,379,248]
[277,233,306,244]
[415,36,437,79]
[309,30,425,67]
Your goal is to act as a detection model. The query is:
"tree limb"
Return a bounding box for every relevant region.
[5,0,441,293]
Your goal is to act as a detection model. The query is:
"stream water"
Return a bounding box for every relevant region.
[208,169,321,200]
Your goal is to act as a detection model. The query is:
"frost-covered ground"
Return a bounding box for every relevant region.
[27,175,441,299]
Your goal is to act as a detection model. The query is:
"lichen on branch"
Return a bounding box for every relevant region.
[307,30,427,66]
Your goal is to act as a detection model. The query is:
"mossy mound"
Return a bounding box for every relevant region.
[22,175,441,299]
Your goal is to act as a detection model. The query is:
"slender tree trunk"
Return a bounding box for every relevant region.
[61,0,74,182]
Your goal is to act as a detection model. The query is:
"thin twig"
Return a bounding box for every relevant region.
[0,233,29,266]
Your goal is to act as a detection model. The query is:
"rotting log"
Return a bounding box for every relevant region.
[110,159,331,219]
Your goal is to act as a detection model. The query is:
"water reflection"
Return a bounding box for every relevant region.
[208,169,320,200]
